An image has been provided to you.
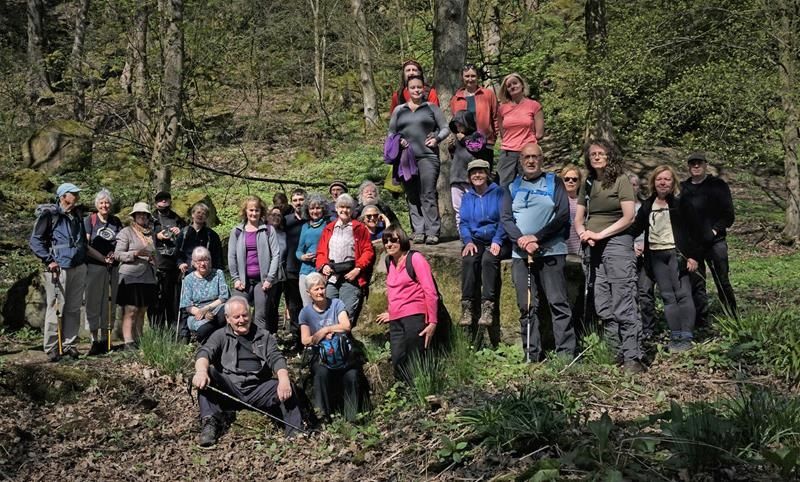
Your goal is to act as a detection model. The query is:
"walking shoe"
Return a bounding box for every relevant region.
[198,416,221,448]
[425,235,439,245]
[123,341,139,352]
[47,350,61,363]
[87,341,107,356]
[63,346,80,360]
[622,360,645,374]
[458,301,473,326]
[412,233,425,244]
[478,300,495,326]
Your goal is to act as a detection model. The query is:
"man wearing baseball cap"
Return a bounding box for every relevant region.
[29,182,88,362]
[149,191,186,330]
[680,152,738,323]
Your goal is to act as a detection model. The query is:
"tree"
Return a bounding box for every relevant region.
[584,0,614,145]
[351,0,379,130]
[26,0,53,104]
[67,0,91,121]
[150,0,183,193]
[129,3,151,148]
[433,0,468,239]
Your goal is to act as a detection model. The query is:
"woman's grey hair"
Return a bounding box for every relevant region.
[191,246,211,261]
[94,188,113,207]
[358,180,378,204]
[304,272,326,291]
[302,193,327,219]
[335,193,355,208]
[359,204,380,220]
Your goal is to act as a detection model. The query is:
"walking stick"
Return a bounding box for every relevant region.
[526,254,533,363]
[175,272,185,343]
[51,271,64,356]
[203,385,308,434]
[107,265,114,352]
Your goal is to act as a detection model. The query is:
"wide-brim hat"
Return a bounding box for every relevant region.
[129,202,152,216]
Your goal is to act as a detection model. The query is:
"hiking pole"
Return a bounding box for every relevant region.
[526,254,533,363]
[51,271,64,356]
[203,385,308,434]
[175,272,185,343]
[107,265,114,352]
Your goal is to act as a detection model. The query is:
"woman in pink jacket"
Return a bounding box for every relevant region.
[376,225,438,381]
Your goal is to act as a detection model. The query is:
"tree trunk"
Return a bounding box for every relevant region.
[68,0,90,121]
[433,0,468,240]
[26,0,53,104]
[151,0,183,194]
[351,0,379,130]
[584,0,614,145]
[130,4,151,147]
[776,1,800,242]
[483,1,501,88]
[309,0,325,104]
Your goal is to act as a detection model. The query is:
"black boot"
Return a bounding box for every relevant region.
[87,340,108,356]
[198,416,221,448]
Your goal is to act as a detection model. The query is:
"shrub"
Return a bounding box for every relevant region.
[402,351,446,408]
[138,327,194,377]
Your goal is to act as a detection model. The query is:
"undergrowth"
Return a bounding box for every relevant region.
[138,327,193,377]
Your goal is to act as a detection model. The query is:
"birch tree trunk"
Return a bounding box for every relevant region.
[351,0,379,129]
[27,0,53,104]
[68,0,90,121]
[433,0,468,239]
[151,0,183,193]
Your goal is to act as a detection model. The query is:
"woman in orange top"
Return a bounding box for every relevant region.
[449,64,498,162]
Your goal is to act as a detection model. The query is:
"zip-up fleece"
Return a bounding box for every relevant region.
[458,182,506,246]
[228,223,280,284]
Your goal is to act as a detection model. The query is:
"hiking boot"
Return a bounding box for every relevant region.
[622,360,645,374]
[458,301,473,326]
[198,416,221,448]
[123,341,139,352]
[412,233,425,244]
[478,300,495,327]
[63,346,80,360]
[87,341,107,356]
[47,350,61,363]
[425,235,439,245]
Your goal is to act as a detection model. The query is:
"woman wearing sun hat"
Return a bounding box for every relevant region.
[114,202,158,350]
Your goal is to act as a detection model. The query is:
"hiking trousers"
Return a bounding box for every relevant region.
[498,150,520,186]
[690,238,737,322]
[42,264,87,354]
[389,314,428,383]
[636,256,656,338]
[650,249,695,337]
[404,157,441,237]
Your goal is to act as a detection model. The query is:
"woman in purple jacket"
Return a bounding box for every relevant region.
[457,159,510,345]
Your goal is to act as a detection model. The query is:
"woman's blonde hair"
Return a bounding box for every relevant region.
[559,164,583,185]
[648,165,680,197]
[498,73,530,102]
[239,195,266,221]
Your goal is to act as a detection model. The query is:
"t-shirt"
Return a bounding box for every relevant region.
[236,330,262,373]
[498,98,542,152]
[298,298,346,335]
[577,176,635,233]
[83,214,123,265]
[648,206,675,250]
[245,231,259,278]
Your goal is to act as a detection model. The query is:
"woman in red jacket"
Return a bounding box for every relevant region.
[389,60,440,113]
[316,193,375,327]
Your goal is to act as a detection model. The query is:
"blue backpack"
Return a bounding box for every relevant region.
[318,332,352,370]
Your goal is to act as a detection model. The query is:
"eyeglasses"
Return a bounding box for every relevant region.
[383,236,400,245]
[563,177,579,183]
[589,152,608,158]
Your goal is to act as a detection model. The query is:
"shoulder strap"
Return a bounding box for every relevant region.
[405,250,418,283]
[90,212,98,231]
[510,176,522,199]
[545,172,556,201]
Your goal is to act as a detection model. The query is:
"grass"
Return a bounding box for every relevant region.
[138,327,194,377]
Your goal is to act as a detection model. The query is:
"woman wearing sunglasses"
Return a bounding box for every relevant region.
[559,164,583,256]
[375,226,438,382]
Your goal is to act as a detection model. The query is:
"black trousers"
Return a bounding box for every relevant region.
[284,277,303,345]
[461,240,510,303]
[310,358,369,420]
[389,314,428,383]
[690,238,738,322]
[148,268,181,330]
[266,281,285,335]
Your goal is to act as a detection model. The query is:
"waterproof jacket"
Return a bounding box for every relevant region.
[29,204,87,268]
[315,219,376,288]
[629,194,700,273]
[459,182,507,246]
[196,324,288,391]
[228,223,280,284]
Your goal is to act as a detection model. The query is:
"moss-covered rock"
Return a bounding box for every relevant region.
[172,191,219,227]
[22,120,93,174]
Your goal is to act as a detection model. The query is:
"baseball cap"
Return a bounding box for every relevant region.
[56,183,82,197]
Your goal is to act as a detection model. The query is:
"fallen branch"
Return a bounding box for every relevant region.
[184,160,358,188]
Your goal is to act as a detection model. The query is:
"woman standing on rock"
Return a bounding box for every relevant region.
[228,195,281,332]
[84,189,123,355]
[450,64,498,164]
[496,73,544,186]
[574,141,643,373]
[114,202,158,350]
[388,74,450,245]
[296,194,328,308]
[389,59,440,113]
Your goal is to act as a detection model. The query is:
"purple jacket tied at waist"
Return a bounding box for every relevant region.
[384,133,418,184]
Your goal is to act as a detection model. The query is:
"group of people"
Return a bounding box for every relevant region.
[28,60,738,447]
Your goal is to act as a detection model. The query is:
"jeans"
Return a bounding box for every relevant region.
[511,255,575,361]
[690,238,738,322]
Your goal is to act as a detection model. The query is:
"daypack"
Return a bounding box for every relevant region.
[318,332,353,370]
[384,250,452,351]
[509,173,570,239]
[34,204,60,233]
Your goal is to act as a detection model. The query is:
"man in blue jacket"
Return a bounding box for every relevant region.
[501,144,575,362]
[29,183,88,362]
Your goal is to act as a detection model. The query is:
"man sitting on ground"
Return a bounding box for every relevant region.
[192,296,303,447]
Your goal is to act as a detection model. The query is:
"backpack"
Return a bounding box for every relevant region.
[509,173,570,239]
[318,332,353,370]
[34,203,60,233]
[384,250,452,352]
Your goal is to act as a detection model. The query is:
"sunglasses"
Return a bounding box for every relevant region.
[364,214,379,219]
[383,236,400,245]
[563,177,579,183]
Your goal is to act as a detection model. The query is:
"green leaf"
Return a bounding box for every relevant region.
[531,468,559,482]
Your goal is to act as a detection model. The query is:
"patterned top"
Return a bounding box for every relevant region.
[179,268,230,330]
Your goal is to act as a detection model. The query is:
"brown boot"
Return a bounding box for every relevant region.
[477,300,495,326]
[458,301,473,326]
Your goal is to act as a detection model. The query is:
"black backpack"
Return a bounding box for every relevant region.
[385,250,452,352]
